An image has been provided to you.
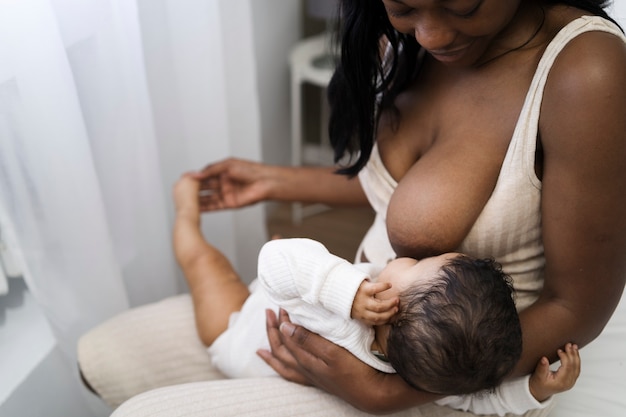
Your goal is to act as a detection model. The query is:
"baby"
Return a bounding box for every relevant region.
[173,174,580,416]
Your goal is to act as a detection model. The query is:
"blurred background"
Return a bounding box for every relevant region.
[0,1,624,416]
[0,1,341,415]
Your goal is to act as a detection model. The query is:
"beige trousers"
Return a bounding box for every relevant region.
[78,294,556,417]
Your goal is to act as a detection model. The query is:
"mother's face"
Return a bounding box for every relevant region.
[380,0,523,66]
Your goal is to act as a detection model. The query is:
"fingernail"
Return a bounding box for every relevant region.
[279,322,296,336]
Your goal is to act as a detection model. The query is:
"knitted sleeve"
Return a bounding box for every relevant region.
[257,238,369,319]
[436,376,553,416]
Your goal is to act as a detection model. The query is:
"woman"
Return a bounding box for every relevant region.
[80,0,626,415]
[197,0,626,413]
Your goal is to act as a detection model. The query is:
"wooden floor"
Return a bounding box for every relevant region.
[266,203,375,262]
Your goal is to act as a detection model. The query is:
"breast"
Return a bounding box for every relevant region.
[377,60,537,257]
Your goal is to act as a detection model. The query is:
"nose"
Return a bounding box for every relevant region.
[413,13,457,51]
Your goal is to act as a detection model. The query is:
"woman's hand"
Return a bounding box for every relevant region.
[190,158,369,211]
[189,158,274,212]
[257,309,439,414]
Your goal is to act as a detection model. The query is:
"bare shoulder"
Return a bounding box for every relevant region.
[545,20,626,103]
[542,20,626,152]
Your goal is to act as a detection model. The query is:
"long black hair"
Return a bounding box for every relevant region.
[327,0,621,177]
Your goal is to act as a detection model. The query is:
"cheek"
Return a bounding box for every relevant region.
[474,1,521,36]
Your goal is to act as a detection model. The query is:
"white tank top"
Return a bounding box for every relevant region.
[356,16,625,311]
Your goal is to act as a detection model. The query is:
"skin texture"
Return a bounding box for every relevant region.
[195,0,626,413]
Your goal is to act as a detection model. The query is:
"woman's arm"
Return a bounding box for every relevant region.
[512,30,626,375]
[190,159,369,211]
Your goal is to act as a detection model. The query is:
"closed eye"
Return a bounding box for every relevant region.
[448,1,482,18]
[385,6,413,19]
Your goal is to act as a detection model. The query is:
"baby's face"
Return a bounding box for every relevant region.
[376,253,461,300]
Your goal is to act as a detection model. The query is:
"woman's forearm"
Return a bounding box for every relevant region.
[357,373,443,414]
[267,165,369,206]
[512,289,620,377]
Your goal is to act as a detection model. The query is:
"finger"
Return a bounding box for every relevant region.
[266,310,296,364]
[366,296,399,313]
[263,310,311,382]
[188,171,207,180]
[558,343,581,378]
[256,349,310,385]
[557,343,574,365]
[278,307,291,324]
[359,305,399,325]
[276,309,330,362]
[266,308,278,328]
[534,356,551,379]
[361,281,392,297]
[190,159,231,179]
[199,193,224,211]
[279,322,338,369]
[268,309,334,386]
[273,310,311,371]
[571,344,581,375]
[198,176,220,198]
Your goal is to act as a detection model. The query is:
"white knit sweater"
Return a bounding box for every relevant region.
[210,238,550,416]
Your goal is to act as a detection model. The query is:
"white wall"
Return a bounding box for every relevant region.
[610,1,626,23]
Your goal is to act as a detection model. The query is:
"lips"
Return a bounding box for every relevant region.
[428,44,472,63]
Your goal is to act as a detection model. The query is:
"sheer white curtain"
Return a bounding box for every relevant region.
[0,0,267,386]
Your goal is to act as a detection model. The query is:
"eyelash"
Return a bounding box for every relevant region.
[387,8,413,19]
[450,3,481,18]
[386,2,481,20]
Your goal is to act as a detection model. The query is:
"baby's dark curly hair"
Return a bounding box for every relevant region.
[386,255,522,395]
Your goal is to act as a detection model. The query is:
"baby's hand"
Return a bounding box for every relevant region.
[351,280,399,326]
[529,343,581,402]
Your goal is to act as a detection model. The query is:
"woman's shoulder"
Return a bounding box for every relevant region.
[544,8,626,78]
[540,11,626,159]
[542,11,626,111]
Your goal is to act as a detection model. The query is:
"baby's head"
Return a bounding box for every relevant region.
[381,254,522,395]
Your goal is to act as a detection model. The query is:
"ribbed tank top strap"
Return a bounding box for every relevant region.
[514,16,626,187]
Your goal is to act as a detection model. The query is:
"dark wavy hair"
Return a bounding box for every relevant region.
[327,0,621,176]
[385,255,522,395]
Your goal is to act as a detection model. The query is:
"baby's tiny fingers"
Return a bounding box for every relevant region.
[362,310,397,325]
[363,281,392,296]
[367,297,398,313]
